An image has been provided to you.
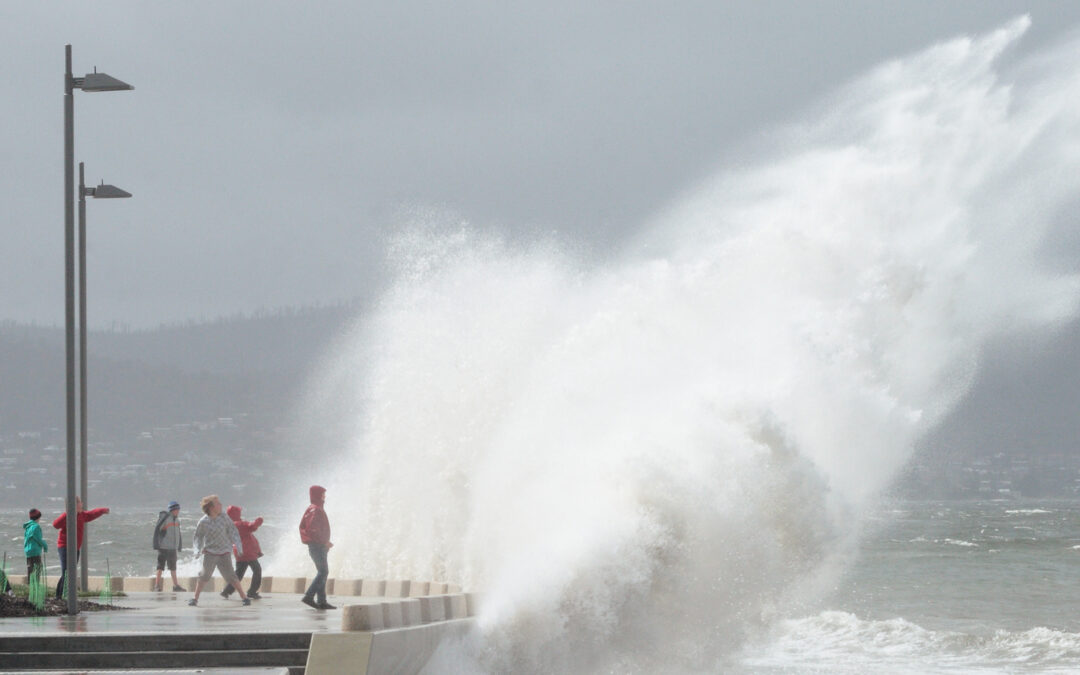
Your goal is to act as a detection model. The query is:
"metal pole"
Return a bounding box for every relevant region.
[78,161,89,590]
[64,44,79,616]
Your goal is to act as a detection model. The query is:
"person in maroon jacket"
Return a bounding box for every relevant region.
[52,496,109,598]
[221,504,264,599]
[298,485,334,609]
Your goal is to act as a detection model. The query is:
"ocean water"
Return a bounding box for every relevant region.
[739,499,1080,673]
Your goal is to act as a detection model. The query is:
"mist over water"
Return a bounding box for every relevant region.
[276,17,1080,672]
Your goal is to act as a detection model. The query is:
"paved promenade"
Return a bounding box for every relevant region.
[0,590,360,636]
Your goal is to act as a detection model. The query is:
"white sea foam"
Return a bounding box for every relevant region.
[941,539,979,548]
[742,611,1080,674]
[270,16,1080,673]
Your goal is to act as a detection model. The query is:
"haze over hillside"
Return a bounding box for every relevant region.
[0,303,359,506]
[3,300,1080,505]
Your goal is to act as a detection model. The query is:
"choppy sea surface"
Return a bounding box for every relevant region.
[737,499,1080,674]
[3,499,1080,672]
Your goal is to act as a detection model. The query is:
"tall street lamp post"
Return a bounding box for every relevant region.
[78,162,132,590]
[64,44,132,615]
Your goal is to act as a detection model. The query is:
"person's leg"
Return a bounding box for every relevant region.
[222,560,247,597]
[55,546,66,597]
[215,553,247,602]
[315,550,328,604]
[305,544,328,604]
[155,551,166,591]
[190,554,214,604]
[167,552,184,590]
[58,548,81,597]
[248,559,262,595]
[302,544,325,607]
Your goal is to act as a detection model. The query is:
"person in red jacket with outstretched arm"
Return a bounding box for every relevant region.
[298,485,334,610]
[52,496,109,598]
[221,505,264,599]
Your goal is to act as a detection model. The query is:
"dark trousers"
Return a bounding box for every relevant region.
[222,558,262,596]
[27,555,42,581]
[56,547,80,598]
[304,544,328,603]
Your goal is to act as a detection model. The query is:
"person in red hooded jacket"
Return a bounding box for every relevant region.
[221,504,264,600]
[298,485,334,609]
[52,496,109,598]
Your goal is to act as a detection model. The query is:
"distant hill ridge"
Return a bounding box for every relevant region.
[0,302,361,434]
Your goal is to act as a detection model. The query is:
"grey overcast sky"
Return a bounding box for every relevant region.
[3,2,1080,328]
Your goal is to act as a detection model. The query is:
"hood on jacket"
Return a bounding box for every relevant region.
[309,485,326,505]
[23,520,38,533]
[227,505,242,520]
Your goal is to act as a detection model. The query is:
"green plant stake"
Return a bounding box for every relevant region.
[1,551,9,596]
[60,554,69,603]
[99,558,113,605]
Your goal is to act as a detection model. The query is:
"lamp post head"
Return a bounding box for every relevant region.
[86,181,132,199]
[76,70,134,92]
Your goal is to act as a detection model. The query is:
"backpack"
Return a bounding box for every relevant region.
[152,511,169,550]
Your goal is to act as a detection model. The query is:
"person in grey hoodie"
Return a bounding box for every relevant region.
[24,508,48,582]
[153,501,186,592]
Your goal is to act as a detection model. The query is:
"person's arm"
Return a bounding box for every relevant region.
[84,507,109,522]
[252,517,263,531]
[192,518,206,552]
[317,510,332,547]
[229,520,244,558]
[52,513,65,530]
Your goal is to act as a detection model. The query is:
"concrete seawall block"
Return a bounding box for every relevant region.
[86,576,122,592]
[381,601,404,628]
[338,579,364,595]
[429,581,448,594]
[384,580,411,598]
[308,621,475,675]
[418,595,445,623]
[447,583,462,593]
[465,592,482,617]
[269,577,306,594]
[5,575,29,586]
[368,620,473,674]
[190,577,216,591]
[260,576,273,592]
[342,603,383,631]
[408,580,429,597]
[360,579,386,597]
[122,577,156,592]
[445,594,468,619]
[306,632,374,675]
[401,598,422,626]
[325,578,336,595]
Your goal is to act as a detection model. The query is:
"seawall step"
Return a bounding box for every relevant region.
[0,649,309,670]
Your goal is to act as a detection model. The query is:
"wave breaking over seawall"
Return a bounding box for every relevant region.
[279,16,1080,673]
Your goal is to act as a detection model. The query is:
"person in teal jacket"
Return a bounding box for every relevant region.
[24,508,48,582]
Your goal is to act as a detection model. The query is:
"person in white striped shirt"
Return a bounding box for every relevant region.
[188,495,250,607]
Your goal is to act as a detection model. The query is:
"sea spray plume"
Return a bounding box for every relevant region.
[281,16,1080,673]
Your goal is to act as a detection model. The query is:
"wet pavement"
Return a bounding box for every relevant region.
[0,590,369,635]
